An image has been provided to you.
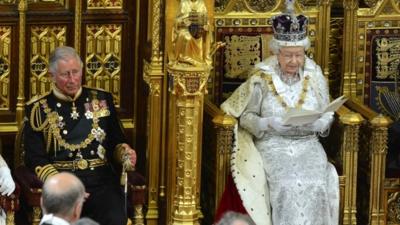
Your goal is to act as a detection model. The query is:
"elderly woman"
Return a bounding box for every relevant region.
[215,10,339,225]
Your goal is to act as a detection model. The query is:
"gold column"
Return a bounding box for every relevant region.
[16,0,27,126]
[369,115,391,225]
[74,0,82,54]
[144,0,164,224]
[167,65,210,225]
[340,112,364,225]
[317,0,332,78]
[212,114,236,207]
[342,0,358,97]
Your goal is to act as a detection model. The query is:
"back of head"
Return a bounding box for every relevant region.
[48,46,83,74]
[41,172,85,218]
[215,211,256,225]
[72,217,100,225]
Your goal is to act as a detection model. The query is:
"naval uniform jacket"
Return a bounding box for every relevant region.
[24,87,128,225]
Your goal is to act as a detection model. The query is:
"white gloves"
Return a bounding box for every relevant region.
[0,167,15,196]
[259,116,291,133]
[303,111,334,133]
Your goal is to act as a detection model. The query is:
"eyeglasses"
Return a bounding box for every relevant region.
[58,69,81,78]
[279,51,305,61]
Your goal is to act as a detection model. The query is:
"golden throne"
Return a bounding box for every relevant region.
[199,0,391,225]
[344,0,400,223]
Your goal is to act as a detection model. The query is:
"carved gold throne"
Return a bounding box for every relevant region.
[343,0,400,223]
[200,1,391,225]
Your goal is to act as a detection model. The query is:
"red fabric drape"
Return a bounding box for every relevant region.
[214,174,248,223]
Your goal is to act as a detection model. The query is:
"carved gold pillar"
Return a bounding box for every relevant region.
[74,0,82,54]
[317,0,332,78]
[342,0,358,98]
[167,65,210,225]
[144,0,164,224]
[16,0,27,126]
[143,59,164,225]
[212,114,236,207]
[369,115,391,225]
[340,112,364,225]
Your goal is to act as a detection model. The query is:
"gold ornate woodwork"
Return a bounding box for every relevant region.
[167,64,210,224]
[85,24,122,106]
[329,18,344,98]
[0,26,11,110]
[0,0,15,4]
[369,115,391,225]
[202,100,236,223]
[144,0,164,224]
[87,0,122,9]
[340,111,364,225]
[342,0,358,100]
[28,0,64,4]
[212,0,331,104]
[74,0,82,53]
[16,0,28,126]
[143,59,164,224]
[5,211,14,225]
[29,25,67,98]
[384,179,400,225]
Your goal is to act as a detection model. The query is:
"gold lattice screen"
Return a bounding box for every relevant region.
[0,26,11,110]
[85,24,122,106]
[29,25,67,98]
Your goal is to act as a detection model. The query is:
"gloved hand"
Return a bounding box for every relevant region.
[0,167,15,196]
[303,111,334,133]
[259,116,291,133]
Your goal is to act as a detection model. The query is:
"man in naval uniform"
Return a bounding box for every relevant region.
[24,46,137,225]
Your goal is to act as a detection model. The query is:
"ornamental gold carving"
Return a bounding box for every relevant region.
[85,24,122,106]
[30,25,66,98]
[87,0,122,9]
[0,26,11,110]
[170,0,223,67]
[168,67,209,96]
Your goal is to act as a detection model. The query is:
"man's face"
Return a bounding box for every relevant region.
[52,57,82,97]
[277,46,305,75]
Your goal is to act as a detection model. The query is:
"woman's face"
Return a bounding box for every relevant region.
[277,46,305,75]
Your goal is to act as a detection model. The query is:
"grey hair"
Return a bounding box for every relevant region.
[215,211,256,225]
[268,37,311,55]
[48,46,83,75]
[72,217,100,225]
[41,173,85,217]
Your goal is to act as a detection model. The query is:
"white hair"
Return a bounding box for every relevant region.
[268,37,311,54]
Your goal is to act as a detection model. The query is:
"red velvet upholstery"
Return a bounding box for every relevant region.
[14,166,42,208]
[0,184,20,212]
[214,174,248,223]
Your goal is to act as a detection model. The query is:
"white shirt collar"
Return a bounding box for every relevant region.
[40,214,70,225]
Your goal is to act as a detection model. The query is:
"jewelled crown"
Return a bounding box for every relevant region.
[271,0,308,43]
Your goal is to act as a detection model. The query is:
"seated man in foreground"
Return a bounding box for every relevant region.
[24,46,137,225]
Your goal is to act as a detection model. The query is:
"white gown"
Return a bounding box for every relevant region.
[221,56,339,225]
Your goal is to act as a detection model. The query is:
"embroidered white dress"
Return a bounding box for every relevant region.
[221,56,339,225]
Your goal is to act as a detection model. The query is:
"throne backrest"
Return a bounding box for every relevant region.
[209,0,331,105]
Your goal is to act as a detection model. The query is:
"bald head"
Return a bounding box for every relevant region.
[41,172,85,219]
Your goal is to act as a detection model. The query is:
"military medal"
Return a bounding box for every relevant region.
[71,102,80,119]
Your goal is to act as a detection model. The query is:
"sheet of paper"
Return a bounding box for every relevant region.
[282,95,348,126]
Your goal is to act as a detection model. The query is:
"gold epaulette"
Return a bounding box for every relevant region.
[25,92,51,106]
[35,164,58,181]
